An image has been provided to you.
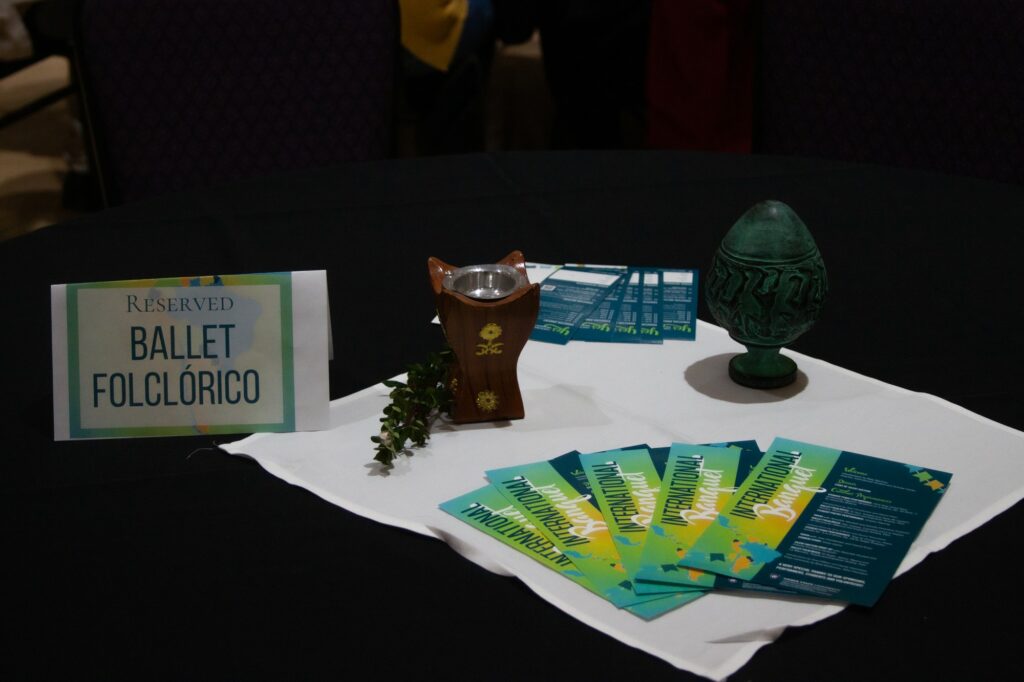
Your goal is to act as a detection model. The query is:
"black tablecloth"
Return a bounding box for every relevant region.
[4,151,1022,680]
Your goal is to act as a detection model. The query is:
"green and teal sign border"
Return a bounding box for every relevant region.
[65,273,295,438]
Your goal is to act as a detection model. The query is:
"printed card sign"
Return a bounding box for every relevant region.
[440,482,703,621]
[441,438,951,619]
[636,443,758,590]
[679,437,952,606]
[51,271,330,439]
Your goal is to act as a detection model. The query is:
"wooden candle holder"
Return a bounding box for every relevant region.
[428,251,540,423]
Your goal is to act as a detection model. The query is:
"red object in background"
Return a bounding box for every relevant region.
[646,0,755,153]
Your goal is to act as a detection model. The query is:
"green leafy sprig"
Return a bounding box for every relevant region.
[372,347,454,467]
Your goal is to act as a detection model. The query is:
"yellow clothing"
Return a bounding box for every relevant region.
[399,0,469,71]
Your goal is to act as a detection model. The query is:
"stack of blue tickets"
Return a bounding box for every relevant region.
[528,265,698,345]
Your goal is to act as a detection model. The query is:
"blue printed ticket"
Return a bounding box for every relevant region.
[441,437,950,614]
[679,438,952,606]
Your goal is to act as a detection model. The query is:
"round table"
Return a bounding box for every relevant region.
[3,151,1022,680]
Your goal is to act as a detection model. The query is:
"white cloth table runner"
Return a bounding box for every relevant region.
[222,321,1024,680]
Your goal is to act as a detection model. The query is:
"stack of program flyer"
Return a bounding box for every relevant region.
[440,438,951,620]
[524,263,698,345]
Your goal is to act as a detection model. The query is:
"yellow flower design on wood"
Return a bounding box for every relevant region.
[475,390,499,412]
[476,322,504,356]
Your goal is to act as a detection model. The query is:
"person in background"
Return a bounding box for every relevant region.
[488,0,652,150]
[538,0,651,150]
[485,0,755,153]
[645,0,755,153]
[398,0,496,155]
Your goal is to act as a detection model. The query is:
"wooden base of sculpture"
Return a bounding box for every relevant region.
[428,251,540,423]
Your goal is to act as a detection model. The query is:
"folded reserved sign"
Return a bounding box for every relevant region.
[51,271,329,439]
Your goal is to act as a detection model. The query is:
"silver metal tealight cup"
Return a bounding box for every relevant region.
[442,264,528,301]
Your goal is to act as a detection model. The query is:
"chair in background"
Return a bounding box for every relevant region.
[755,0,1024,185]
[0,0,74,131]
[73,0,398,207]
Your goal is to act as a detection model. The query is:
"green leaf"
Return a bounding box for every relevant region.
[368,345,453,468]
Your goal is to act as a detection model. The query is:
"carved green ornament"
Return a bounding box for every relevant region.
[706,200,828,388]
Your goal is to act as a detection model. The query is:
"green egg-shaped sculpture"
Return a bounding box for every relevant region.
[705,200,828,388]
